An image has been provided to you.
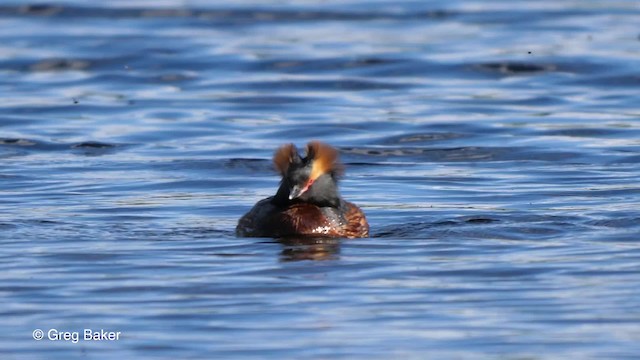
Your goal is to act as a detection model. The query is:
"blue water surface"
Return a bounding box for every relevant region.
[1,0,640,359]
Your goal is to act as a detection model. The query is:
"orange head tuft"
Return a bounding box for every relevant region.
[306,141,343,181]
[273,143,299,175]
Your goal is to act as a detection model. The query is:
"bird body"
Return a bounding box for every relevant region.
[236,142,369,238]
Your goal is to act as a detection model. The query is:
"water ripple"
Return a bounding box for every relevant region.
[1,0,639,359]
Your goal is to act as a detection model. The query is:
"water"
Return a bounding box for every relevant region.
[1,0,640,358]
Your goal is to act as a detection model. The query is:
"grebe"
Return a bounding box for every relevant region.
[236,141,369,238]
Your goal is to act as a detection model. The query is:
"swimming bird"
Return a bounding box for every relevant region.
[236,141,369,238]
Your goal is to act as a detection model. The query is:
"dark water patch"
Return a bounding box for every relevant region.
[373,213,590,240]
[0,138,37,146]
[0,116,42,128]
[418,122,520,136]
[99,226,235,242]
[0,55,140,74]
[161,228,236,240]
[71,141,121,156]
[17,4,63,16]
[491,225,571,240]
[540,127,634,138]
[535,187,640,198]
[151,73,198,83]
[593,232,640,244]
[0,138,70,153]
[381,132,470,145]
[567,74,640,88]
[405,265,560,280]
[479,95,568,107]
[90,285,177,295]
[374,217,499,238]
[458,8,598,25]
[42,252,126,263]
[0,5,456,23]
[0,223,17,230]
[374,222,441,238]
[473,62,557,75]
[2,104,130,116]
[66,73,185,87]
[212,95,312,106]
[213,78,411,92]
[29,58,91,72]
[262,56,610,80]
[0,285,52,294]
[253,127,376,145]
[341,161,398,169]
[1,138,127,156]
[341,145,583,163]
[224,158,273,173]
[252,57,462,80]
[72,141,115,149]
[611,155,640,164]
[587,217,640,229]
[363,60,460,78]
[150,159,234,173]
[368,173,494,184]
[519,167,637,184]
[5,219,64,228]
[253,57,402,74]
[465,217,498,224]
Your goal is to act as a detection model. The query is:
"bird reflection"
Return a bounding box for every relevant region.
[278,237,341,262]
